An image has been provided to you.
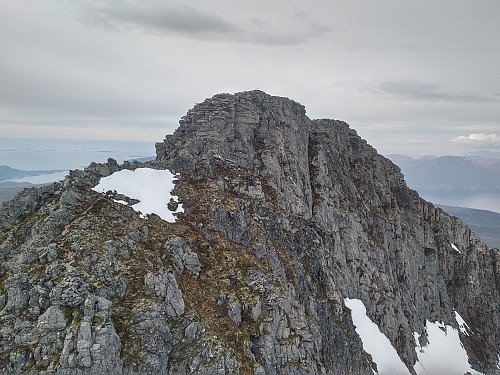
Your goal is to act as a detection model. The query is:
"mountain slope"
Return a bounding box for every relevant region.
[0,91,498,374]
[437,205,500,249]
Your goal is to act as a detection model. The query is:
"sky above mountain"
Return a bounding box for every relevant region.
[1,0,499,157]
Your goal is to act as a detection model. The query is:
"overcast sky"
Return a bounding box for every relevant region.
[1,0,499,157]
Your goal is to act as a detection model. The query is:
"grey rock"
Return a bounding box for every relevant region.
[165,236,201,277]
[37,305,67,332]
[1,275,30,314]
[60,190,82,208]
[167,198,179,212]
[248,297,262,322]
[227,302,242,327]
[127,231,141,242]
[184,322,204,342]
[155,90,499,374]
[0,90,498,375]
[47,243,59,262]
[50,273,89,308]
[183,252,201,277]
[144,271,185,318]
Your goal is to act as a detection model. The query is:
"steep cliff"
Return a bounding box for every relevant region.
[0,91,499,374]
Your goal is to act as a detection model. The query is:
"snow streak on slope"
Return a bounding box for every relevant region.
[451,243,461,253]
[454,311,470,336]
[345,299,483,375]
[344,298,410,374]
[413,318,483,375]
[92,168,183,222]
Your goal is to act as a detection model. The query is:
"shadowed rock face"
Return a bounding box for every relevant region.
[0,90,499,374]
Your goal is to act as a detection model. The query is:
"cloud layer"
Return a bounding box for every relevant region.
[77,2,331,46]
[452,133,500,147]
[378,80,494,103]
[1,1,500,157]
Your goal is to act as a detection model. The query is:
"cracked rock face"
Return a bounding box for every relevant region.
[0,90,499,374]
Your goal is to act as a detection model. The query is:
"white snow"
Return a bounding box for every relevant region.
[454,311,470,336]
[344,298,410,374]
[451,243,461,253]
[92,168,183,222]
[413,320,483,374]
[345,298,483,375]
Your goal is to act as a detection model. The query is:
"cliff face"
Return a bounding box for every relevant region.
[0,91,499,374]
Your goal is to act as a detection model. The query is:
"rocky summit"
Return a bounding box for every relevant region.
[0,90,499,375]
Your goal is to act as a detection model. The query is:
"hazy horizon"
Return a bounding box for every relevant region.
[3,129,500,172]
[0,137,154,171]
[1,135,499,215]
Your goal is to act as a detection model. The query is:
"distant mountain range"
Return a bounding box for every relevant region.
[0,165,68,203]
[0,165,65,185]
[471,150,500,159]
[387,154,500,214]
[387,154,500,190]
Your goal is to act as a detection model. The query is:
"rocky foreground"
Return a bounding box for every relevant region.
[0,90,499,374]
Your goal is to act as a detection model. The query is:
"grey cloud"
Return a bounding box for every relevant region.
[241,22,330,46]
[379,80,440,97]
[76,2,330,46]
[87,3,239,36]
[378,79,494,103]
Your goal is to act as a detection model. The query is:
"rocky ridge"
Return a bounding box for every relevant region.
[0,90,499,374]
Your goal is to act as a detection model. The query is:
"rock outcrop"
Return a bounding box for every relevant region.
[0,90,499,374]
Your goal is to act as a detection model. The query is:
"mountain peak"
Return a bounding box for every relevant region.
[1,91,499,374]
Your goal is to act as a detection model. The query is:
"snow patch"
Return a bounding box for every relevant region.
[451,243,461,253]
[413,320,483,374]
[454,311,470,336]
[92,168,183,222]
[344,299,483,375]
[344,298,410,374]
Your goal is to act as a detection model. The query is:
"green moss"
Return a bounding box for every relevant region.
[283,361,308,368]
[12,344,34,355]
[25,361,46,372]
[37,213,50,224]
[305,308,312,319]
[279,333,301,345]
[25,261,46,280]
[166,317,184,330]
[0,353,10,368]
[60,306,76,324]
[0,272,8,296]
